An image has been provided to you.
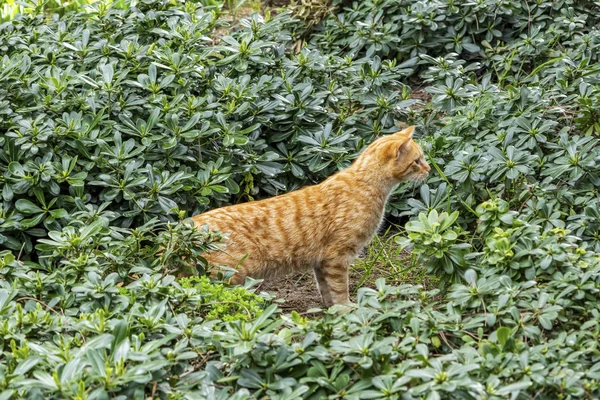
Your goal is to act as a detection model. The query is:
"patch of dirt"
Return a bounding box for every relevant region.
[258,262,389,314]
[262,0,291,7]
[259,272,323,313]
[257,240,440,314]
[410,88,431,102]
[211,5,265,40]
[409,88,432,111]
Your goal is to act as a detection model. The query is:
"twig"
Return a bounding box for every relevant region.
[16,297,64,317]
[17,242,25,262]
[438,330,454,349]
[150,381,157,398]
[460,329,481,340]
[524,0,532,37]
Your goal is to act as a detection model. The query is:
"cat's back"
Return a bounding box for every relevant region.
[190,182,342,276]
[191,182,332,244]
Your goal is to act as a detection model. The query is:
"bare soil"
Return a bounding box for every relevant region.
[410,88,431,102]
[410,89,432,111]
[261,0,291,7]
[259,272,323,313]
[258,269,377,313]
[257,251,435,313]
[257,267,385,313]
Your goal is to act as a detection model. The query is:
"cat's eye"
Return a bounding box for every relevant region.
[414,158,421,165]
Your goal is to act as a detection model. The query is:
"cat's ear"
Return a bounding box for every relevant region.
[395,137,412,158]
[385,136,412,160]
[396,125,415,138]
[395,126,415,158]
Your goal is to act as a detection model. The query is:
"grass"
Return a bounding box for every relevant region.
[223,0,263,22]
[351,225,437,293]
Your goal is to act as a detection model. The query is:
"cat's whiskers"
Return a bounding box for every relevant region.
[405,174,427,184]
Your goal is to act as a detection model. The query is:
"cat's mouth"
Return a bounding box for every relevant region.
[405,172,429,183]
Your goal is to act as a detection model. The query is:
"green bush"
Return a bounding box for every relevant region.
[397,210,470,286]
[0,0,415,253]
[311,0,600,71]
[186,267,600,399]
[0,0,106,22]
[1,0,600,398]
[179,276,265,322]
[0,216,271,399]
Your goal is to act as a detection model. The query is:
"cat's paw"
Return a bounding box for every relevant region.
[330,303,356,314]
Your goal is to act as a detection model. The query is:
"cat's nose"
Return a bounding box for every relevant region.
[424,162,431,173]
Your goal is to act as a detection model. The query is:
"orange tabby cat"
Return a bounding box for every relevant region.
[192,126,430,306]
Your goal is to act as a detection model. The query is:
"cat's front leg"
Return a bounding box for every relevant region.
[319,257,351,305]
[313,264,333,307]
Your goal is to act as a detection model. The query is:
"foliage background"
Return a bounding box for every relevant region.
[0,0,599,398]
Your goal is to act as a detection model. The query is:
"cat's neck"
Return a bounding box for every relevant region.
[321,163,395,239]
[327,164,398,204]
[346,163,397,193]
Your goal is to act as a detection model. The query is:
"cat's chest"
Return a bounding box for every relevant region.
[362,207,386,239]
[335,196,387,241]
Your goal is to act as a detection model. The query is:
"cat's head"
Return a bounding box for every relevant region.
[389,126,430,182]
[359,126,431,182]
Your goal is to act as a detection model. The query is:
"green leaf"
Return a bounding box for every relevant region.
[496,326,511,347]
[496,381,532,395]
[79,219,104,240]
[49,209,69,219]
[15,199,43,215]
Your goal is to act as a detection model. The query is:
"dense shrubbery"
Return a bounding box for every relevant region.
[0,0,103,21]
[1,0,600,398]
[0,217,275,398]
[0,1,415,253]
[311,0,600,69]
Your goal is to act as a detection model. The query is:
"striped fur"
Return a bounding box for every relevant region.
[191,126,431,306]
